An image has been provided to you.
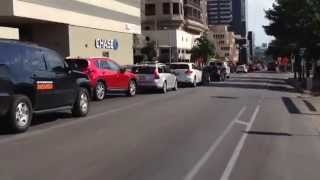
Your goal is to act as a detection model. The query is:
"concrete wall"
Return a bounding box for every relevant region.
[11,0,141,34]
[0,27,19,39]
[68,25,134,65]
[0,0,13,15]
[142,30,197,49]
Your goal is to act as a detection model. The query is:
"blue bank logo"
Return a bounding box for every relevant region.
[113,39,119,50]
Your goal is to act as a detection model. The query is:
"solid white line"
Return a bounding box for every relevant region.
[184,106,247,180]
[220,105,260,180]
[234,120,249,126]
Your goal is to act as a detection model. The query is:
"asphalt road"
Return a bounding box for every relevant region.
[0,72,320,180]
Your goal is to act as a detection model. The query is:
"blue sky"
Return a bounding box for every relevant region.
[248,0,275,46]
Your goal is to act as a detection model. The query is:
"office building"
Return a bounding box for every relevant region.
[141,0,208,62]
[207,25,239,64]
[207,0,233,26]
[0,0,141,64]
[248,31,255,62]
[232,0,248,37]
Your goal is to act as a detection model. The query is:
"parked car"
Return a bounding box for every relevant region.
[236,65,249,73]
[66,57,137,101]
[0,40,91,133]
[132,62,178,93]
[205,61,229,81]
[267,62,277,71]
[209,61,231,79]
[170,63,202,87]
[248,64,258,72]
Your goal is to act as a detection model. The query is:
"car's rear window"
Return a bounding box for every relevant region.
[132,66,155,74]
[170,64,189,69]
[66,59,89,71]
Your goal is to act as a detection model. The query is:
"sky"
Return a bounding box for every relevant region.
[248,0,275,46]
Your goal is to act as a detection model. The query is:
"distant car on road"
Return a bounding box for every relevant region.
[267,62,277,71]
[236,65,248,73]
[0,40,91,133]
[170,63,202,87]
[209,61,231,80]
[66,57,137,101]
[132,62,178,93]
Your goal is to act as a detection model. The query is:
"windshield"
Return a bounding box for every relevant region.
[170,64,189,70]
[65,59,89,71]
[132,66,155,74]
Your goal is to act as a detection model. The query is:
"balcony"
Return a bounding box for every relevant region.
[184,17,207,33]
[184,0,201,9]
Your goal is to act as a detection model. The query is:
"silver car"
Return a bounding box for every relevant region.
[133,63,178,93]
[170,63,203,87]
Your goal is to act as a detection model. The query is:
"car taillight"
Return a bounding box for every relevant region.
[154,70,160,79]
[185,70,193,75]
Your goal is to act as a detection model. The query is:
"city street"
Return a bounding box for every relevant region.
[0,72,320,180]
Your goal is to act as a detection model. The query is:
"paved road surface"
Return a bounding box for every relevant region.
[0,72,319,180]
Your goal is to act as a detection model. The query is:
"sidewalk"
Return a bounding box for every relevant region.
[286,78,320,96]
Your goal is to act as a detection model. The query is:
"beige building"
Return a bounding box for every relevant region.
[207,25,239,64]
[140,0,208,63]
[0,0,141,65]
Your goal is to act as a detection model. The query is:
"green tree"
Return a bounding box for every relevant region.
[191,34,215,64]
[264,0,320,81]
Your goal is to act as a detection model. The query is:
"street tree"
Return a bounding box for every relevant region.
[191,34,215,64]
[264,0,320,82]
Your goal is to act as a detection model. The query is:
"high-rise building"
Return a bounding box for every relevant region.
[248,31,255,62]
[141,0,208,62]
[207,0,233,26]
[232,0,248,37]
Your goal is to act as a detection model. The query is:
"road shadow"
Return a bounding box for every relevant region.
[302,100,317,112]
[245,130,320,137]
[282,97,302,114]
[228,79,287,85]
[281,97,320,116]
[211,96,239,99]
[231,76,286,81]
[209,83,298,93]
[0,112,72,135]
[246,131,292,136]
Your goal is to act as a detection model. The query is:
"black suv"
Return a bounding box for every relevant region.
[0,40,91,133]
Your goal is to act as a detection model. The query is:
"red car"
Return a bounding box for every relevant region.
[66,57,137,101]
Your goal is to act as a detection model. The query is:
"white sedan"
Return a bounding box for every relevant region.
[236,65,248,73]
[170,63,202,87]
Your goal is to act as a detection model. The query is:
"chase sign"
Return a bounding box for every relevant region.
[95,38,119,50]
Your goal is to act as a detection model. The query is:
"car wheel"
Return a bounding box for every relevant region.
[127,80,137,97]
[94,81,105,101]
[162,81,167,94]
[72,87,90,117]
[192,77,197,87]
[173,80,178,91]
[7,95,32,133]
